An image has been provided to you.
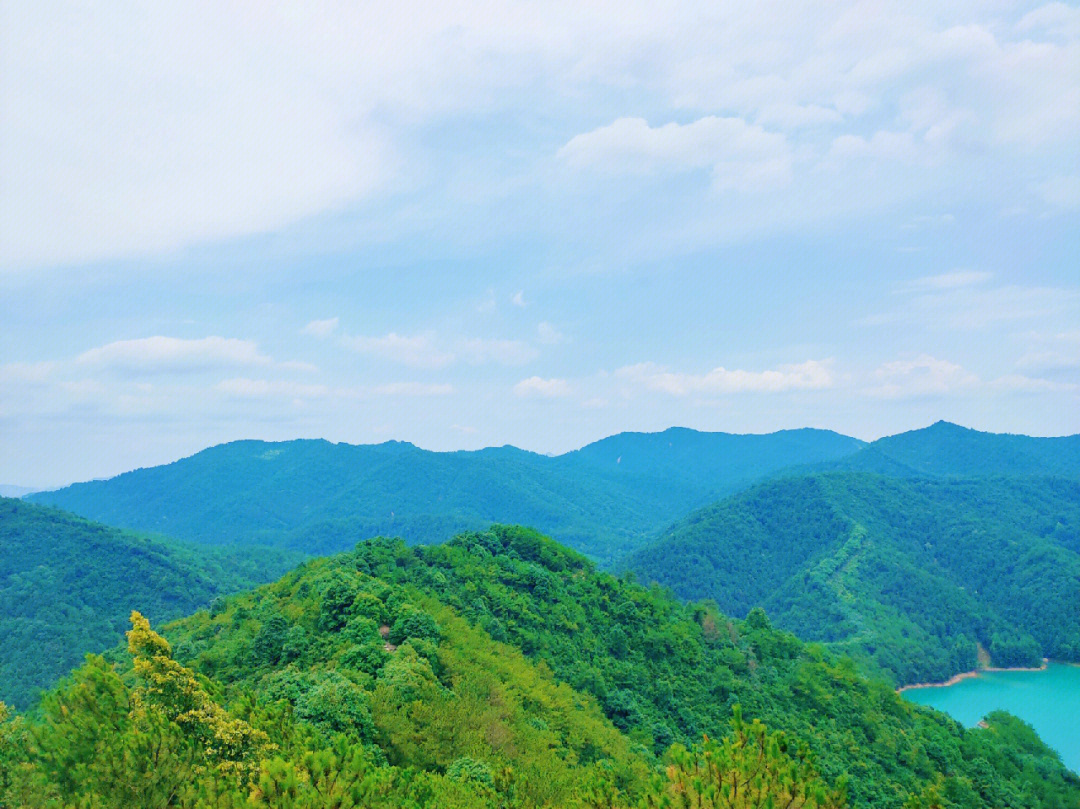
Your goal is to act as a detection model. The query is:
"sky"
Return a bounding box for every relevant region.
[2,1,1079,489]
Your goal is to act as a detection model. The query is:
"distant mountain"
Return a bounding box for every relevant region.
[818,421,1080,478]
[564,425,865,485]
[627,473,1080,686]
[0,497,302,708]
[28,428,864,563]
[0,484,36,498]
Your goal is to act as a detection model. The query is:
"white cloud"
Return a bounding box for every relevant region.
[987,374,1077,393]
[866,355,1076,399]
[1036,175,1080,210]
[217,378,331,399]
[340,332,454,369]
[558,116,792,191]
[537,321,567,345]
[864,276,1079,330]
[1017,3,1080,39]
[4,3,1078,267]
[76,336,271,373]
[340,331,538,367]
[511,291,527,307]
[514,376,571,398]
[458,338,539,366]
[755,103,842,128]
[1016,351,1080,373]
[1016,330,1080,372]
[301,317,340,338]
[217,378,453,399]
[617,359,835,396]
[827,130,918,164]
[0,361,55,383]
[898,270,992,293]
[371,382,453,396]
[865,355,979,399]
[1,4,392,268]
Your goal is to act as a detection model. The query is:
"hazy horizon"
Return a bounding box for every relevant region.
[10,419,1080,493]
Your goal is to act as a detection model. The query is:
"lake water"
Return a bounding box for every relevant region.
[901,664,1080,773]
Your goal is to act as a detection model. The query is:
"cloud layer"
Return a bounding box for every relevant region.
[617,360,836,396]
[3,1,1077,267]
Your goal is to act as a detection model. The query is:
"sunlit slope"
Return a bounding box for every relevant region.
[160,525,1079,807]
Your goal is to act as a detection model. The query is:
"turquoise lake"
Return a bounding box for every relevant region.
[901,664,1080,774]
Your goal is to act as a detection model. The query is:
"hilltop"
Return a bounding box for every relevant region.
[813,421,1080,479]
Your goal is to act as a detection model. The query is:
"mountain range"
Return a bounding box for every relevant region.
[4,422,1080,805]
[28,427,864,563]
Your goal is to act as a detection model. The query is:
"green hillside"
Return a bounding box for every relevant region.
[3,525,1077,808]
[28,428,863,563]
[626,474,1080,685]
[0,497,302,709]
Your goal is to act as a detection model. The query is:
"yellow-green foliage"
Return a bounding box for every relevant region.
[580,709,847,809]
[127,610,270,782]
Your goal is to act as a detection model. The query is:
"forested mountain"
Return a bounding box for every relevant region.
[3,525,1077,808]
[627,474,1080,686]
[28,428,863,563]
[563,426,865,485]
[815,421,1080,479]
[0,497,303,709]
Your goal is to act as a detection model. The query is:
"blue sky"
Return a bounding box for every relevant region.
[2,1,1078,487]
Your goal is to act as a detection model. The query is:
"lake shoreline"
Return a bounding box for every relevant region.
[896,658,1049,693]
[899,661,1080,775]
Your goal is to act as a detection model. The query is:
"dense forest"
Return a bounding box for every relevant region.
[27,428,863,563]
[3,526,1077,808]
[627,474,1080,685]
[0,497,302,709]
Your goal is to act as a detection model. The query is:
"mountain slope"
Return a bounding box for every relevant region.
[28,428,863,563]
[626,474,1080,685]
[0,497,301,709]
[5,525,1077,808]
[822,421,1080,479]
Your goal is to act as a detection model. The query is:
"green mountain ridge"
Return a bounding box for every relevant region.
[0,496,303,709]
[3,525,1077,808]
[626,473,1080,686]
[812,421,1080,479]
[28,427,864,563]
